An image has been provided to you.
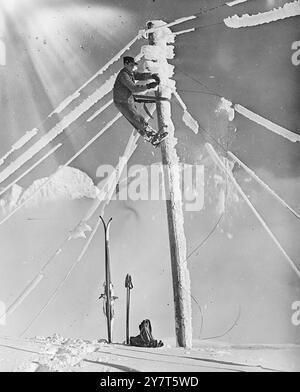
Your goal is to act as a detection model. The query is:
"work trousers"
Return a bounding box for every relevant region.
[114,100,148,136]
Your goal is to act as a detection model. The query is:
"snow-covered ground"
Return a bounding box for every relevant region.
[0,335,299,372]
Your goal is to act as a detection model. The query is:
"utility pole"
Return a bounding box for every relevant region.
[146,21,192,348]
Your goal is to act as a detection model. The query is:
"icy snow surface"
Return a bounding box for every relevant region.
[0,335,299,372]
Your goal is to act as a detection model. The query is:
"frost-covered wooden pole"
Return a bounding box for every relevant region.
[145,21,192,348]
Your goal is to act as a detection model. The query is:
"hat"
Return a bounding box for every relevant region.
[123,56,138,65]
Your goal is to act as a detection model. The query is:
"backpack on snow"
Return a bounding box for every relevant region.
[130,319,163,348]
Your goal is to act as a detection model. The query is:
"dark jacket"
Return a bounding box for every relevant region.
[113,67,152,104]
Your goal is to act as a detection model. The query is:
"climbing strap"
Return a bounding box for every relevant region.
[133,94,170,103]
[134,95,170,119]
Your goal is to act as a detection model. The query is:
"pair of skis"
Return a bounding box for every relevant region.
[99,216,133,344]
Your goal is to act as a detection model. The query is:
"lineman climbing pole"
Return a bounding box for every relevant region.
[146,21,192,348]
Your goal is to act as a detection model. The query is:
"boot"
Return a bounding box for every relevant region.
[151,131,168,147]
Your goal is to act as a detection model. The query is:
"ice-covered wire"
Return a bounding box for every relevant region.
[206,142,300,280]
[0,235,70,322]
[0,113,122,227]
[201,305,241,340]
[18,123,145,337]
[234,104,300,143]
[176,66,225,98]
[0,113,125,320]
[0,144,62,198]
[224,0,300,28]
[177,67,300,143]
[228,151,300,221]
[0,34,141,169]
[19,219,102,338]
[0,74,118,186]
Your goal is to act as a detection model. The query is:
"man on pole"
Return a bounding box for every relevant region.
[113,56,168,147]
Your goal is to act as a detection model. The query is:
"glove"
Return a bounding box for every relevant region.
[147,81,158,89]
[151,74,160,84]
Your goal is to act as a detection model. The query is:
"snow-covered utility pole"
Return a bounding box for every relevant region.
[145,21,192,348]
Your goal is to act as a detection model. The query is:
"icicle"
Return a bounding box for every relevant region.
[173,91,199,133]
[0,129,38,167]
[0,144,62,198]
[234,104,300,142]
[224,0,300,28]
[205,143,300,280]
[228,151,300,220]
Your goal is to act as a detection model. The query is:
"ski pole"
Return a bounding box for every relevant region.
[125,274,133,345]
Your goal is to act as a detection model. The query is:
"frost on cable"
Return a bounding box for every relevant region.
[1,33,140,176]
[0,73,117,185]
[0,128,38,167]
[49,34,141,116]
[4,274,44,318]
[224,0,300,28]
[234,104,300,142]
[228,151,300,220]
[215,98,235,121]
[173,91,199,134]
[206,142,300,280]
[226,0,248,6]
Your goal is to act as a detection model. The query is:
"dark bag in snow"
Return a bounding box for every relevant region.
[130,319,163,348]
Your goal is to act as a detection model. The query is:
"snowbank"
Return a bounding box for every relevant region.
[0,166,99,211]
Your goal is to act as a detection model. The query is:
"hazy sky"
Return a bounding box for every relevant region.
[0,0,299,344]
